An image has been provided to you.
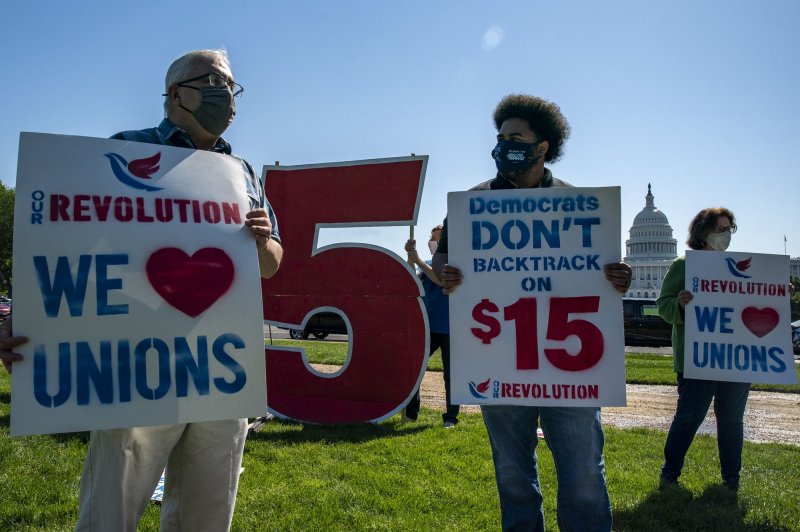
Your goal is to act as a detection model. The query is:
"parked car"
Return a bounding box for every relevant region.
[281,312,348,340]
[0,301,10,322]
[792,320,800,356]
[622,297,672,347]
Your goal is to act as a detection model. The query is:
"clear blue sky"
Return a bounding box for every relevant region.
[2,1,798,260]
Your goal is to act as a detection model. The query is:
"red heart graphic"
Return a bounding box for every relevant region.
[741,306,779,338]
[146,247,234,317]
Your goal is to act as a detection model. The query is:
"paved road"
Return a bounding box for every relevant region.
[263,323,348,342]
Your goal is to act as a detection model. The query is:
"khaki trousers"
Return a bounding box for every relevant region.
[75,418,247,532]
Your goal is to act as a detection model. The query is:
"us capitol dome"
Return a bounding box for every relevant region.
[624,184,677,299]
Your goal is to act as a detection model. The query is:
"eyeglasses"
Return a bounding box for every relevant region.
[711,225,737,234]
[175,72,244,98]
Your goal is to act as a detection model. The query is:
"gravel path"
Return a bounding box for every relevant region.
[415,372,800,446]
[311,346,800,446]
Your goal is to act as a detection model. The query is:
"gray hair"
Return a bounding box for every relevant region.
[163,49,231,114]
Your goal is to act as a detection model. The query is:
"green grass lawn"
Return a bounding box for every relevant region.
[2,344,798,529]
[1,370,799,530]
[624,353,800,393]
[267,339,447,371]
[269,339,800,393]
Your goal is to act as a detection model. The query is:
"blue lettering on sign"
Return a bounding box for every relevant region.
[213,333,247,394]
[719,308,734,333]
[473,221,498,250]
[472,219,563,250]
[473,254,601,273]
[573,218,600,247]
[521,277,552,292]
[34,344,71,408]
[33,254,129,317]
[76,341,114,405]
[31,334,247,407]
[119,340,131,403]
[469,195,601,215]
[692,342,786,373]
[532,220,560,248]
[96,255,129,315]
[34,255,92,317]
[470,218,602,251]
[502,219,529,250]
[136,338,172,401]
[31,190,45,225]
[694,306,735,334]
[175,336,210,396]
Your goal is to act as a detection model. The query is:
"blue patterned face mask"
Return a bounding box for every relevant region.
[491,139,544,177]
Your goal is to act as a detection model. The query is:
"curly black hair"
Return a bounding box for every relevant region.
[493,94,571,163]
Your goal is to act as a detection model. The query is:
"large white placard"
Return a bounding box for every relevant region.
[448,186,626,406]
[684,251,796,384]
[10,133,267,435]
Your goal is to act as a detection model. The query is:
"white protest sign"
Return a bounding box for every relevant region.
[10,133,267,435]
[448,186,626,406]
[684,251,796,384]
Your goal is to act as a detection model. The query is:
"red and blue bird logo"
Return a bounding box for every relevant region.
[468,378,491,399]
[104,152,164,191]
[725,256,752,279]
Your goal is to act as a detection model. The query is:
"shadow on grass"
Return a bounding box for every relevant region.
[614,483,790,531]
[0,393,10,430]
[47,431,90,444]
[0,411,88,443]
[246,417,431,445]
[0,394,88,444]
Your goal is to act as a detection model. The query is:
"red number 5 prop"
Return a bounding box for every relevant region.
[262,157,428,423]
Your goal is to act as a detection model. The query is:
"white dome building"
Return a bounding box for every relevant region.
[624,184,678,299]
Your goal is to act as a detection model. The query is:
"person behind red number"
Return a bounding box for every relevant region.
[402,224,460,428]
[657,207,750,492]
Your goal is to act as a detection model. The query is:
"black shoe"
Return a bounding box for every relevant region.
[723,479,740,493]
[659,475,679,489]
[400,412,417,424]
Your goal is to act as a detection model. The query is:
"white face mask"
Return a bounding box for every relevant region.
[705,231,731,251]
[428,240,438,255]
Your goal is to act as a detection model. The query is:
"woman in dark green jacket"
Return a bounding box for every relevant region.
[657,207,750,492]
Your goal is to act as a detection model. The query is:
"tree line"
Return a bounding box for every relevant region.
[0,182,13,296]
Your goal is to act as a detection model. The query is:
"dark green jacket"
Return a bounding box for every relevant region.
[657,256,686,372]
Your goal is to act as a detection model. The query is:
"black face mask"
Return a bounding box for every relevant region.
[492,139,544,181]
[177,85,234,136]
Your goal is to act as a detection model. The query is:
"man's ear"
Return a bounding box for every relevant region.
[167,85,181,103]
[537,140,549,158]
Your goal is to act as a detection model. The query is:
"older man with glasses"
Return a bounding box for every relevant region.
[0,49,282,531]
